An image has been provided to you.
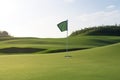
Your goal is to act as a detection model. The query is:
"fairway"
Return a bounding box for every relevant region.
[0,36,120,54]
[0,42,120,80]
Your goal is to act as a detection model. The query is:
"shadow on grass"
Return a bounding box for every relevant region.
[47,48,89,53]
[0,47,46,54]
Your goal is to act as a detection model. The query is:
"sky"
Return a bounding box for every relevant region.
[0,0,120,38]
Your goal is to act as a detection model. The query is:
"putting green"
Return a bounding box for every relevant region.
[0,43,120,80]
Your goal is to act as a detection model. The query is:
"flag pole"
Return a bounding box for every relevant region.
[66,20,68,53]
[65,20,71,58]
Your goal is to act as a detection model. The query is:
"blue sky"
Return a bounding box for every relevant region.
[0,0,120,38]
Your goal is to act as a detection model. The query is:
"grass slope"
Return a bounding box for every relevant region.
[0,36,120,54]
[0,43,120,80]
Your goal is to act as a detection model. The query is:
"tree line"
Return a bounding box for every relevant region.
[70,25,120,36]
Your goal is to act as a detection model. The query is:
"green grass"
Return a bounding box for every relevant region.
[0,36,120,54]
[0,43,120,80]
[0,35,120,80]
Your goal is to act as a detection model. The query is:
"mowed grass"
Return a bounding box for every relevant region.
[0,36,120,80]
[0,36,120,54]
[0,42,120,80]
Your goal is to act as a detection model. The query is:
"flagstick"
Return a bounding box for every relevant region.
[65,20,71,58]
[66,27,68,53]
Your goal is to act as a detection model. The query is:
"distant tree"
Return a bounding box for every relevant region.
[0,31,11,37]
[2,31,9,37]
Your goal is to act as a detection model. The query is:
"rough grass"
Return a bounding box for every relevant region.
[0,43,120,80]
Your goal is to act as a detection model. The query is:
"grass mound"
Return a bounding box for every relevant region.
[47,48,89,53]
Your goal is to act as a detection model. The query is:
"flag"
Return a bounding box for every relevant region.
[57,20,68,32]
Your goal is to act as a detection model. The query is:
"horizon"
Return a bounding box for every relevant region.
[0,0,120,38]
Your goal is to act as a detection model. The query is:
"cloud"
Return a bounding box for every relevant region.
[77,10,120,27]
[106,5,116,9]
[64,0,76,3]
